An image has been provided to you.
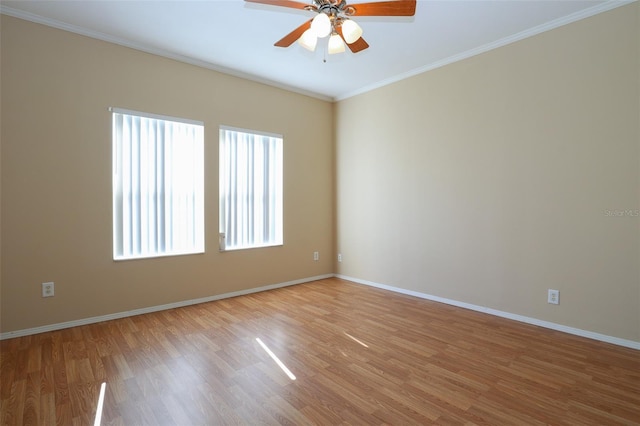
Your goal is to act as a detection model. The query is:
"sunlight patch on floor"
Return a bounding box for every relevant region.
[256,338,296,380]
[94,382,107,426]
[344,332,369,348]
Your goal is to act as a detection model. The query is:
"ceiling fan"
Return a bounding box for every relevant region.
[246,0,417,54]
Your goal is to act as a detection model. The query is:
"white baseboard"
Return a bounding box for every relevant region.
[335,274,640,351]
[0,274,334,340]
[5,273,638,351]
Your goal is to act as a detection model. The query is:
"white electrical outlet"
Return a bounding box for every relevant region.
[548,289,559,305]
[42,282,55,298]
[313,251,319,261]
[338,253,342,262]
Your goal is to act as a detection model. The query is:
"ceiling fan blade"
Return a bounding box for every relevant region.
[245,0,310,10]
[336,26,369,53]
[275,19,312,47]
[345,36,369,53]
[348,0,416,16]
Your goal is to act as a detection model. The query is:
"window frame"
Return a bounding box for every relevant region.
[218,125,284,252]
[111,107,205,261]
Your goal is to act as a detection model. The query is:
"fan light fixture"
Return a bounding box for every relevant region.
[247,0,417,55]
[341,19,362,44]
[298,28,318,51]
[328,33,346,54]
[300,13,363,54]
[311,13,331,38]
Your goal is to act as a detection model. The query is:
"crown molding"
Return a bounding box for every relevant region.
[0,5,333,102]
[1,0,635,103]
[335,0,637,101]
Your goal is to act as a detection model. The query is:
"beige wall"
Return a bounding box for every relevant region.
[1,16,334,333]
[2,5,639,343]
[336,4,640,342]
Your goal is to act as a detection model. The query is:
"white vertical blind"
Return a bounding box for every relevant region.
[112,109,204,260]
[219,127,283,251]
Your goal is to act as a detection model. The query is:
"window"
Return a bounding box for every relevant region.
[112,108,204,260]
[219,126,283,251]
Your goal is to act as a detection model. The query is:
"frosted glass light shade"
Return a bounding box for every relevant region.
[328,33,345,54]
[311,13,331,38]
[341,19,362,44]
[298,29,317,51]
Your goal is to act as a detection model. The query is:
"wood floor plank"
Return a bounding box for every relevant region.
[195,381,245,424]
[10,380,26,425]
[1,277,639,425]
[39,391,55,425]
[0,348,17,401]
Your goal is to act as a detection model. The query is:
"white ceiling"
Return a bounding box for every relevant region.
[1,0,630,101]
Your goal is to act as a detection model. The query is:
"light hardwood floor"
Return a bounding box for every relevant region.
[1,277,639,425]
